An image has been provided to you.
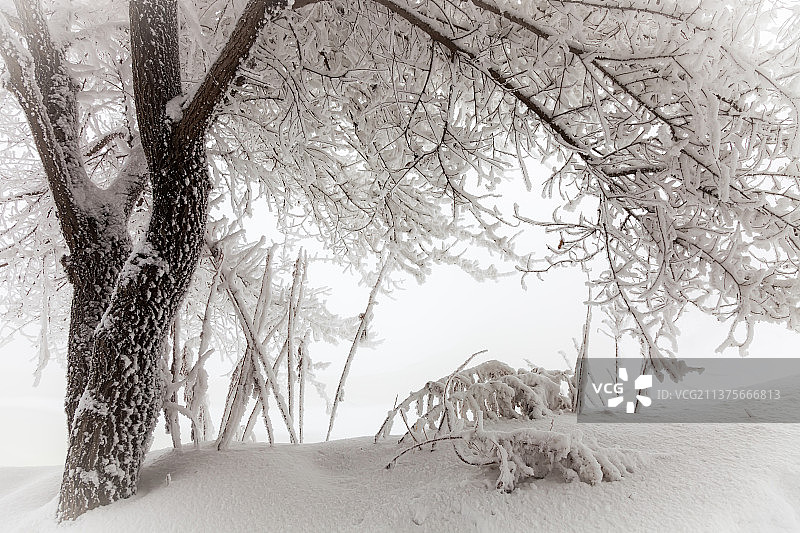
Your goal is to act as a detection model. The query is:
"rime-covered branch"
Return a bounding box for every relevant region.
[179,0,294,141]
[207,240,298,444]
[378,357,630,492]
[0,5,89,248]
[375,359,573,444]
[326,253,393,441]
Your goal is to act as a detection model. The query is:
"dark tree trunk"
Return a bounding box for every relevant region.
[58,143,210,518]
[1,0,288,520]
[57,0,206,518]
[62,234,133,427]
[56,0,283,517]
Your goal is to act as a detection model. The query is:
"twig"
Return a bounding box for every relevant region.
[206,240,298,443]
[452,439,495,467]
[286,252,304,435]
[298,332,309,443]
[167,315,183,449]
[398,406,418,444]
[434,349,488,445]
[386,435,464,469]
[326,253,393,441]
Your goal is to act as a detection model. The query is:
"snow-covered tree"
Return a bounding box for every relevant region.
[376,358,634,492]
[0,0,283,519]
[0,0,798,520]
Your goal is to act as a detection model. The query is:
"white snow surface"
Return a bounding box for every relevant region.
[1,416,798,532]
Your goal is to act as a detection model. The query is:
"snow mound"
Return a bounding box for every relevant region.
[1,416,799,532]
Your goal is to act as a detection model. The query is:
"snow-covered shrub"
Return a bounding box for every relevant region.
[377,358,634,491]
[375,359,573,444]
[462,413,634,491]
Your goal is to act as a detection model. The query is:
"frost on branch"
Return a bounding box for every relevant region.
[158,220,357,448]
[378,357,633,491]
[6,0,800,389]
[203,0,800,363]
[463,415,634,492]
[1,0,798,518]
[376,359,573,445]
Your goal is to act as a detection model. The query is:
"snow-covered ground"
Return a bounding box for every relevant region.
[2,415,798,532]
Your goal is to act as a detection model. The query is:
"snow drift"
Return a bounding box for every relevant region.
[2,415,798,532]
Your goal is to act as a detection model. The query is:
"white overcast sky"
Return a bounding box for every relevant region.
[2,254,798,467]
[2,160,799,466]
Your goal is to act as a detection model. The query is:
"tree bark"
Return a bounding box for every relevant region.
[57,0,283,518]
[2,0,292,519]
[58,141,210,519]
[0,2,142,431]
[62,233,133,427]
[57,0,196,518]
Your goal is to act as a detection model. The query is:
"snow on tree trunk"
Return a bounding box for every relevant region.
[55,0,278,515]
[2,0,798,520]
[62,236,132,429]
[58,143,211,519]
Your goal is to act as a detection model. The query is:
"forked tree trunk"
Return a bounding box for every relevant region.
[58,143,210,518]
[1,0,286,520]
[57,0,208,517]
[57,0,283,517]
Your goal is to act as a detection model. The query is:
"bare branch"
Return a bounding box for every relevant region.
[179,0,294,142]
[129,0,182,167]
[0,8,86,248]
[326,253,393,441]
[12,1,84,165]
